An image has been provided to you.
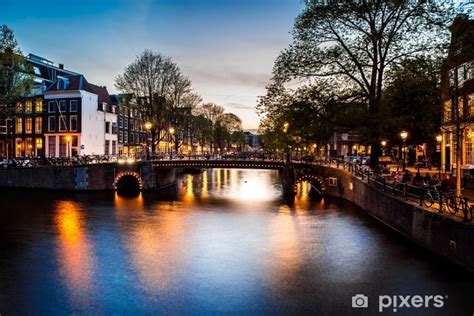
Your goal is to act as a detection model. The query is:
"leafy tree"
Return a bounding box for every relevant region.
[0,25,33,117]
[267,0,456,166]
[382,57,442,162]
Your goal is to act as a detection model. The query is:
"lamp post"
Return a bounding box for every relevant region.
[65,135,72,158]
[381,140,387,156]
[283,122,290,163]
[169,127,175,158]
[436,134,442,177]
[400,131,408,171]
[144,121,152,160]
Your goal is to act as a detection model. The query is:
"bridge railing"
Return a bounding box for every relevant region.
[301,157,472,223]
[0,154,287,169]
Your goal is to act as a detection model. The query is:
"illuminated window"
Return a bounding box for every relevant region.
[35,99,43,113]
[36,138,43,150]
[467,142,473,165]
[25,118,32,134]
[15,138,22,156]
[16,118,23,133]
[16,101,23,113]
[458,97,464,117]
[25,100,32,113]
[35,117,42,133]
[444,100,452,122]
[48,117,56,132]
[70,115,78,132]
[25,138,33,156]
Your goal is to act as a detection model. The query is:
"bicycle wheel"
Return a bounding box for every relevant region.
[445,195,459,215]
[422,191,434,208]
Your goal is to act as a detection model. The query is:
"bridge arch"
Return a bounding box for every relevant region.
[294,174,325,196]
[113,171,143,195]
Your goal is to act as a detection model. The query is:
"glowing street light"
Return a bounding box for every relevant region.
[144,121,152,131]
[400,131,408,171]
[65,135,72,158]
[144,122,153,160]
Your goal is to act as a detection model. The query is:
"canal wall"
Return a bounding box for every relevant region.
[315,166,474,273]
[0,162,176,191]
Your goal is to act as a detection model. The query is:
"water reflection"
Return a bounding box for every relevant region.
[0,169,472,314]
[54,200,95,307]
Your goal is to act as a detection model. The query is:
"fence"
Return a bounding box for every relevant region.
[301,156,473,223]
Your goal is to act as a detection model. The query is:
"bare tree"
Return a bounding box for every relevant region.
[115,50,178,153]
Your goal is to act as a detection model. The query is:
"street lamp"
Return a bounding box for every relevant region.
[282,122,290,163]
[400,131,408,171]
[436,134,442,176]
[381,140,387,156]
[169,127,175,157]
[145,121,152,160]
[65,135,72,158]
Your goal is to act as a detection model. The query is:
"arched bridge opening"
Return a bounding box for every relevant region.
[113,172,143,196]
[294,174,325,198]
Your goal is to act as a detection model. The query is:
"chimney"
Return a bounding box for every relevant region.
[58,63,64,69]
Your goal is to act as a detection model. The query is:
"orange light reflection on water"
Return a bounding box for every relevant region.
[54,200,95,306]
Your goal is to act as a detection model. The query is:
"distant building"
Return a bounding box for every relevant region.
[43,76,117,156]
[116,95,147,156]
[243,131,261,149]
[440,16,474,171]
[1,54,119,158]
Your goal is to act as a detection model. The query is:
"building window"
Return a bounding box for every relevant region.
[59,118,67,131]
[48,101,55,113]
[70,100,78,112]
[59,100,67,113]
[48,136,56,157]
[118,116,123,128]
[48,117,56,132]
[25,118,32,134]
[124,132,128,143]
[70,115,78,132]
[59,136,67,157]
[118,132,123,143]
[16,118,23,133]
[15,138,22,157]
[25,138,33,156]
[36,138,43,150]
[105,140,110,155]
[112,140,116,155]
[105,121,110,134]
[467,142,473,165]
[25,100,32,113]
[469,95,474,117]
[112,122,117,134]
[35,117,42,133]
[35,99,43,113]
[16,101,23,113]
[444,100,452,122]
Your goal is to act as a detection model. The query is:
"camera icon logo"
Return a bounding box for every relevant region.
[352,294,369,308]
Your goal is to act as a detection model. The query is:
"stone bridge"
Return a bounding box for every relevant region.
[0,159,329,196]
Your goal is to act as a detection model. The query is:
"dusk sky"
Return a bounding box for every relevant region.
[1,0,304,129]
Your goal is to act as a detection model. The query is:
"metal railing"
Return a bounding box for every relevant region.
[300,156,473,223]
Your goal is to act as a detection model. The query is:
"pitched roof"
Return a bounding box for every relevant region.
[46,75,95,94]
[89,83,112,105]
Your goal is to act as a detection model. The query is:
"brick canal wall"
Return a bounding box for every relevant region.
[0,162,176,191]
[315,165,474,273]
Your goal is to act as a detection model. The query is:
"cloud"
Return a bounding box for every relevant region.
[224,102,255,110]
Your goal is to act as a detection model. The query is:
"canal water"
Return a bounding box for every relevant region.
[0,169,472,315]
